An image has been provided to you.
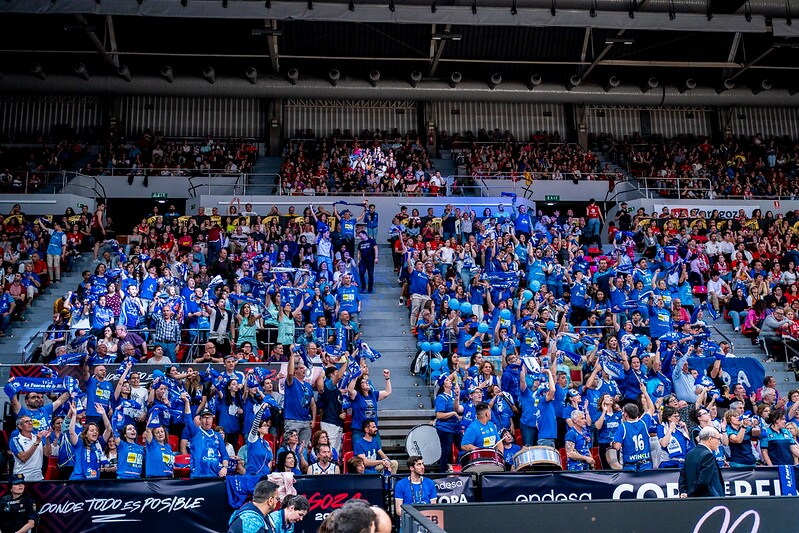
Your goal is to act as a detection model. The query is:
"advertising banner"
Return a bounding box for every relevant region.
[294,474,384,533]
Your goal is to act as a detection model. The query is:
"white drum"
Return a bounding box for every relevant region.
[405,424,442,465]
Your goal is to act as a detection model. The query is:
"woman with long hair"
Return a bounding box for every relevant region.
[594,393,622,469]
[235,302,262,350]
[68,402,112,480]
[434,375,463,473]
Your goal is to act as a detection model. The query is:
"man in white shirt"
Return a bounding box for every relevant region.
[10,416,52,481]
[308,444,340,475]
[706,271,731,313]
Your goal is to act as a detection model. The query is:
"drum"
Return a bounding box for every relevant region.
[405,425,441,465]
[512,446,562,471]
[459,449,505,473]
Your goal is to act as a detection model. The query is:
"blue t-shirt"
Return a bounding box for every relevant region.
[657,424,691,464]
[409,271,430,296]
[351,390,380,433]
[537,394,557,439]
[614,414,654,464]
[763,427,797,466]
[395,476,438,505]
[117,440,145,479]
[518,388,539,428]
[434,393,461,434]
[246,438,274,476]
[565,426,592,470]
[17,404,54,433]
[726,425,756,466]
[145,438,174,477]
[337,286,360,314]
[86,377,114,417]
[596,411,622,445]
[70,437,108,480]
[462,420,499,449]
[284,378,313,421]
[185,416,229,478]
[353,437,381,473]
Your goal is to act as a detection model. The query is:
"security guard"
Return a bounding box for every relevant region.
[0,474,39,533]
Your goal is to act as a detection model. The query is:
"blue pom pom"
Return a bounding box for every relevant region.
[500,309,512,320]
[432,342,443,353]
[522,290,533,302]
[430,358,442,371]
[530,281,541,293]
[546,320,556,331]
[459,303,473,316]
[477,322,489,333]
[490,346,502,357]
[421,342,432,352]
[448,298,460,312]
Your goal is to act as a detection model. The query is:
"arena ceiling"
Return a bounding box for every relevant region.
[0,0,798,98]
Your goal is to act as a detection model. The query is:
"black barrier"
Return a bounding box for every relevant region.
[294,474,384,533]
[414,496,792,533]
[0,478,228,533]
[0,475,385,533]
[480,467,789,502]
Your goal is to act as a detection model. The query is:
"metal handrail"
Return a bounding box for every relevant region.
[61,172,107,199]
[400,505,448,533]
[635,176,713,200]
[464,171,621,180]
[82,167,247,178]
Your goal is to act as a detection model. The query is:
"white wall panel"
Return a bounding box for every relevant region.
[586,107,641,138]
[431,101,566,139]
[732,107,799,139]
[283,100,418,138]
[0,95,102,136]
[649,108,712,138]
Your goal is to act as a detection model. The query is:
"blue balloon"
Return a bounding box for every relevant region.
[431,370,442,381]
[522,290,533,302]
[637,335,651,349]
[499,308,512,320]
[477,322,490,333]
[430,358,442,371]
[448,298,460,311]
[421,342,432,352]
[459,303,473,316]
[530,281,541,293]
[490,346,502,357]
[432,342,444,353]
[546,320,556,331]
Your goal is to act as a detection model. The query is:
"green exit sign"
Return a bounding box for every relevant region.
[545,195,560,202]
[151,192,168,199]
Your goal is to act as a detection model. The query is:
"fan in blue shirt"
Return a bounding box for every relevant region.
[612,390,656,471]
[67,402,112,480]
[395,456,439,515]
[114,424,145,479]
[565,411,595,470]
[144,425,175,478]
[185,406,230,478]
[461,403,500,453]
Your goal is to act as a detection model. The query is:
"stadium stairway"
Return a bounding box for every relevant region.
[0,256,91,365]
[246,156,281,195]
[357,244,434,465]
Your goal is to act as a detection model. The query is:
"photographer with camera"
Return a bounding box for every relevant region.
[724,408,760,468]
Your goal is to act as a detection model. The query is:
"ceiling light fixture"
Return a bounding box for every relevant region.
[180,0,187,7]
[389,0,395,12]
[590,0,597,18]
[222,0,227,7]
[744,0,751,22]
[307,0,313,10]
[432,32,462,41]
[471,1,477,15]
[511,0,517,16]
[605,37,634,45]
[550,0,556,17]
[431,0,436,13]
[265,0,271,7]
[349,0,354,11]
[628,0,635,19]
[706,0,712,21]
[669,0,676,20]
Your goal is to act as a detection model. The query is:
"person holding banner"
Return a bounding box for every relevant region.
[67,401,112,480]
[394,455,438,515]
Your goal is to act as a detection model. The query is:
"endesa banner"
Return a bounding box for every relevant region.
[0,478,228,533]
[481,467,790,503]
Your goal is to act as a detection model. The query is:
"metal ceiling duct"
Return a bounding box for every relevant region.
[287,68,299,85]
[329,69,340,86]
[245,67,257,84]
[2,74,799,105]
[410,71,422,88]
[566,75,581,91]
[528,74,543,90]
[203,66,216,84]
[449,72,462,88]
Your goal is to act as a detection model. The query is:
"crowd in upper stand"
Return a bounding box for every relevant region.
[596,132,799,199]
[280,129,436,195]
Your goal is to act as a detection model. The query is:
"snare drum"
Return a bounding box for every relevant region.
[459,449,505,473]
[405,425,442,465]
[512,446,562,471]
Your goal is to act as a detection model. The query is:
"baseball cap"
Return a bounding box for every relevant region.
[437,374,449,387]
[567,389,580,398]
[9,473,25,485]
[199,408,215,417]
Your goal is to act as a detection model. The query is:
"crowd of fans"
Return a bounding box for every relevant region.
[598,132,799,199]
[85,129,258,177]
[280,129,436,195]
[441,128,619,183]
[386,197,799,474]
[0,135,86,193]
[1,197,394,484]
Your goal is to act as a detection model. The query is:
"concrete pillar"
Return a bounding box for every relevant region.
[268,98,282,156]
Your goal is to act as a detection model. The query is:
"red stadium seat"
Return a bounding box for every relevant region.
[514,429,522,444]
[558,448,568,470]
[591,448,602,470]
[264,433,276,451]
[343,433,353,454]
[344,414,352,433]
[45,457,58,480]
[342,451,354,473]
[168,434,179,452]
[570,370,582,383]
[451,444,458,463]
[173,454,191,478]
